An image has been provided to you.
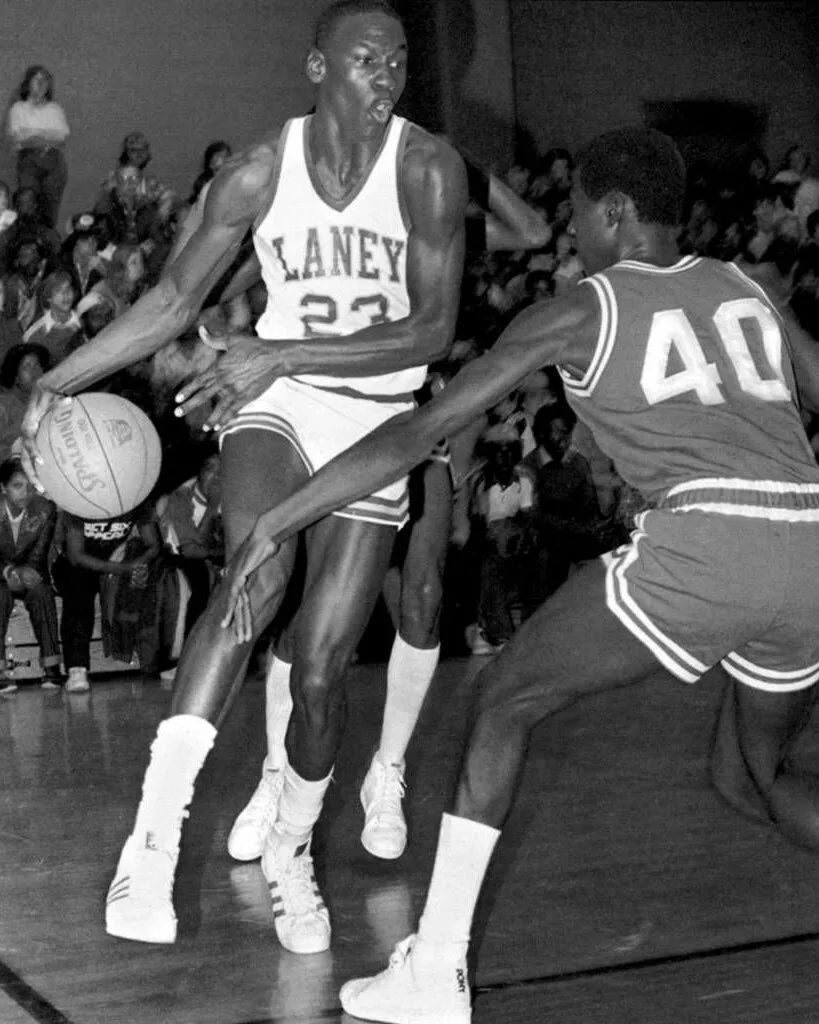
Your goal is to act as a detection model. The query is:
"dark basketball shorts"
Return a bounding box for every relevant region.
[603,508,819,691]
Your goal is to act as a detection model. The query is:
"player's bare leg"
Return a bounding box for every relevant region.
[341,560,660,1022]
[105,430,308,943]
[712,671,818,847]
[361,458,452,859]
[262,513,396,953]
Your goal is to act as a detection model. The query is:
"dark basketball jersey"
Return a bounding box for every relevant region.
[557,256,819,512]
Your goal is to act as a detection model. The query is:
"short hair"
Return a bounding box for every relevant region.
[533,402,576,440]
[313,0,403,49]
[576,127,686,227]
[0,457,26,488]
[39,269,74,307]
[18,65,54,102]
[0,344,51,389]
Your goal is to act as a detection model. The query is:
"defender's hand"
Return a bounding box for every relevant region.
[219,526,281,642]
[174,333,289,431]
[21,386,71,493]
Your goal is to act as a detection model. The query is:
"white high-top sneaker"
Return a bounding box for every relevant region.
[227,765,285,861]
[340,934,471,1023]
[360,753,407,859]
[105,830,179,944]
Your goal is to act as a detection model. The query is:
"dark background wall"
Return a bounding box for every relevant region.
[0,0,325,221]
[1,0,818,224]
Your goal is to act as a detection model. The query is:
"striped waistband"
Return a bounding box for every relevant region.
[293,379,416,405]
[659,478,819,520]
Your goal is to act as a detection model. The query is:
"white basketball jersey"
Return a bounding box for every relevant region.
[254,114,422,399]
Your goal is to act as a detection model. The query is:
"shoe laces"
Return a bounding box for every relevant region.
[278,846,322,917]
[240,770,282,831]
[368,760,406,826]
[388,934,416,971]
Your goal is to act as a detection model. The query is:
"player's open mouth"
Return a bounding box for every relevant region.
[370,100,393,122]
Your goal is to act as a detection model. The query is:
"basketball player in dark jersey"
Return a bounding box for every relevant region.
[219,128,819,1024]
[22,0,469,956]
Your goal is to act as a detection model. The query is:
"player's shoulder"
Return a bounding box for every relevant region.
[402,122,466,187]
[201,129,285,220]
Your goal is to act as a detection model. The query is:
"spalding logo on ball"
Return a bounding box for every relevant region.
[36,393,162,519]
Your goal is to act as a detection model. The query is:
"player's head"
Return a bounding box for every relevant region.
[571,127,686,273]
[307,1,407,130]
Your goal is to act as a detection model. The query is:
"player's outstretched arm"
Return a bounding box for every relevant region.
[220,287,600,633]
[484,170,551,252]
[20,144,276,477]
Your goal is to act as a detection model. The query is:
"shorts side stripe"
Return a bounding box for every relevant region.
[722,655,819,692]
[218,413,314,473]
[603,537,708,684]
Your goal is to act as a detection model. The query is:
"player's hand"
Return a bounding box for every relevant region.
[174,333,288,431]
[219,525,281,643]
[21,386,72,494]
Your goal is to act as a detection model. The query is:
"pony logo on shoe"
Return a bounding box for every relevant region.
[456,967,467,993]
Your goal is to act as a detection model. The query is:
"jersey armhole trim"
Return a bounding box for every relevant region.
[559,275,617,397]
[395,118,413,235]
[252,119,293,234]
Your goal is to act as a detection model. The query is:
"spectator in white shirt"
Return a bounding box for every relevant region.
[6,66,70,229]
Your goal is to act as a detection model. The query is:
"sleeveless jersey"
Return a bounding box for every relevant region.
[557,256,819,511]
[253,114,422,400]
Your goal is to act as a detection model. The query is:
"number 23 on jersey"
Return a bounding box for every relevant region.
[640,297,790,407]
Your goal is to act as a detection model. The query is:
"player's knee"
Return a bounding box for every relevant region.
[291,639,353,718]
[399,574,444,644]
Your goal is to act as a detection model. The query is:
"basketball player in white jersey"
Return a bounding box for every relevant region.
[22,0,468,954]
[172,157,550,868]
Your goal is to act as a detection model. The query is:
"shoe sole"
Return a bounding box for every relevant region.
[340,979,471,1023]
[105,918,176,944]
[275,928,332,955]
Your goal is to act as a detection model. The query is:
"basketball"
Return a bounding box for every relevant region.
[35,392,162,519]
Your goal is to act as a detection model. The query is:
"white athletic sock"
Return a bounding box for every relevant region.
[416,813,500,954]
[273,763,333,856]
[264,654,293,771]
[378,634,440,766]
[131,714,217,852]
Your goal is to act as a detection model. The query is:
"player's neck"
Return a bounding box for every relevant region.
[618,228,681,268]
[308,108,389,186]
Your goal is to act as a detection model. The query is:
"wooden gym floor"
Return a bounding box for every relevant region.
[1,656,819,1024]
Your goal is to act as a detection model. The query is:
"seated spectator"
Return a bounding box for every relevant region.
[790,248,819,339]
[50,502,161,693]
[156,451,223,641]
[1,236,49,333]
[0,278,24,365]
[1,187,62,267]
[0,344,50,461]
[0,457,61,692]
[773,145,819,236]
[23,270,81,362]
[94,164,159,248]
[188,141,232,206]
[552,230,584,294]
[78,300,117,346]
[518,405,601,617]
[467,421,533,655]
[98,132,174,222]
[77,243,148,320]
[61,214,106,299]
[746,183,801,268]
[0,182,18,258]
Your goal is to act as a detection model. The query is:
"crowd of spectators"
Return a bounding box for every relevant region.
[2,60,819,680]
